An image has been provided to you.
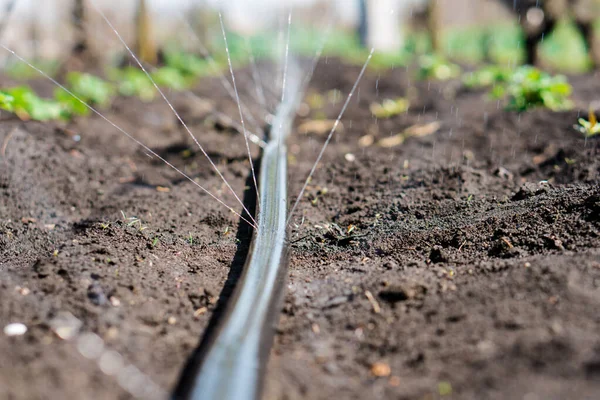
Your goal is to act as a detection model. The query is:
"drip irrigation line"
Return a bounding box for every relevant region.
[173,62,303,400]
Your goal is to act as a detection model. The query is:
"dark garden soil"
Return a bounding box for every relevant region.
[1,59,599,400]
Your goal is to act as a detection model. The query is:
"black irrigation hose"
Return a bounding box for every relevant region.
[173,62,303,400]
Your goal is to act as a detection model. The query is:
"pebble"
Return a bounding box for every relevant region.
[4,323,27,336]
[109,296,121,307]
[50,311,82,340]
[371,361,391,377]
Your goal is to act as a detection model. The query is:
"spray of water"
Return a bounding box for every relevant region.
[88,0,257,227]
[218,10,261,207]
[288,48,375,225]
[0,43,257,230]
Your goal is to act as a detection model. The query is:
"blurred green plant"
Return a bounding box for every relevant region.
[65,72,115,106]
[494,66,573,111]
[55,90,89,117]
[150,66,191,90]
[443,23,524,65]
[574,109,600,137]
[538,20,591,73]
[416,54,460,80]
[0,91,15,112]
[54,72,115,116]
[462,65,512,88]
[163,49,219,77]
[108,67,156,101]
[370,98,410,119]
[0,86,66,121]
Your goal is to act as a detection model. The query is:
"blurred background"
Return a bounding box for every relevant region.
[0,0,599,72]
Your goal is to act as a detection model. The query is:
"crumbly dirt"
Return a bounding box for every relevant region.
[1,60,599,400]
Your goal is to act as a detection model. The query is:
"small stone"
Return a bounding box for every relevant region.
[109,296,121,307]
[106,326,119,340]
[344,153,356,162]
[4,323,27,336]
[49,311,82,340]
[167,316,177,325]
[311,323,320,334]
[15,286,30,296]
[371,361,391,377]
[358,134,374,147]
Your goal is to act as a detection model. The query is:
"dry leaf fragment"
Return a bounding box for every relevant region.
[404,121,441,138]
[358,134,374,147]
[377,134,405,148]
[298,120,343,135]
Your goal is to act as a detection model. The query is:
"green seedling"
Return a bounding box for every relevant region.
[370,98,410,119]
[109,67,156,101]
[150,66,191,90]
[120,210,147,231]
[163,50,216,77]
[417,54,460,81]
[64,72,115,107]
[0,91,15,112]
[55,90,89,117]
[497,66,573,111]
[462,65,512,89]
[0,86,65,121]
[574,109,600,138]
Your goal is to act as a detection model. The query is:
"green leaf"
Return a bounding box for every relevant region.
[151,67,190,90]
[109,67,156,101]
[417,55,460,81]
[370,98,410,119]
[0,91,15,112]
[493,65,573,112]
[4,86,66,121]
[462,65,512,88]
[54,89,89,117]
[65,72,115,107]
[163,50,215,77]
